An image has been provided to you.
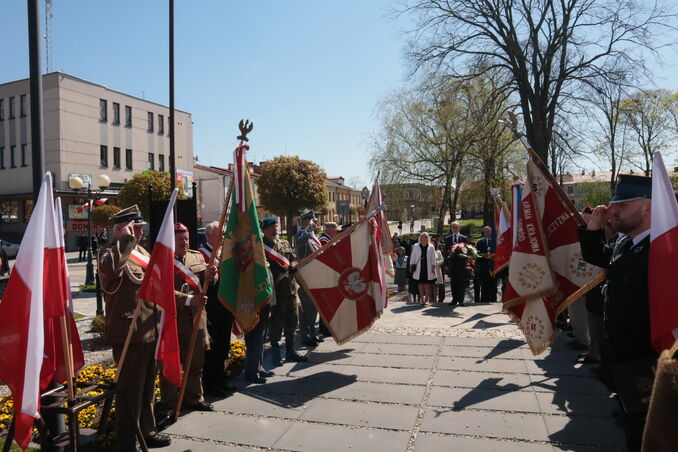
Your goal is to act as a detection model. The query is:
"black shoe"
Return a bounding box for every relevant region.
[302,337,319,347]
[313,336,325,343]
[459,302,465,306]
[286,349,308,362]
[448,301,456,306]
[259,369,275,378]
[577,355,599,364]
[245,373,267,384]
[220,382,237,392]
[144,433,172,448]
[186,401,214,412]
[155,414,175,431]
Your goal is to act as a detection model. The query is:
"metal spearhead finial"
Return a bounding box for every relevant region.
[237,119,254,142]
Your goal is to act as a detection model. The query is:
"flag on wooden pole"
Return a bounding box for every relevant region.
[218,145,273,333]
[649,151,678,352]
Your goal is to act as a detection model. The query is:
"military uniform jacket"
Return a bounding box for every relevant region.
[98,235,158,345]
[578,227,657,364]
[264,236,297,298]
[295,227,321,261]
[174,250,208,339]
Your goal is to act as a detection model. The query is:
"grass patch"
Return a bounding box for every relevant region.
[0,438,39,452]
[74,312,87,320]
[79,284,97,293]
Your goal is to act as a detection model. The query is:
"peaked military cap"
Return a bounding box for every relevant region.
[609,174,652,204]
[299,210,317,222]
[110,204,146,225]
[261,216,278,229]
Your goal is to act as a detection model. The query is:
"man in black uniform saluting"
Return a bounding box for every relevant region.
[577,174,657,452]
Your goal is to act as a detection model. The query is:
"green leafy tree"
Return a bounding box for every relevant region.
[579,182,612,209]
[117,171,184,219]
[91,204,121,228]
[256,156,328,235]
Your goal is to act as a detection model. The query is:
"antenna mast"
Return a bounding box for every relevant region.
[44,0,53,72]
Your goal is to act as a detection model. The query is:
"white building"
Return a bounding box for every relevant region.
[0,72,193,248]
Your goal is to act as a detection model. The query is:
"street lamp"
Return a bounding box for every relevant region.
[69,174,110,289]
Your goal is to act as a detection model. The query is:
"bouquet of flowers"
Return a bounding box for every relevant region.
[449,243,478,278]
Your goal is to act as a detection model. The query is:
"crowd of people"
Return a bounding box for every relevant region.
[392,222,505,306]
[97,206,339,451]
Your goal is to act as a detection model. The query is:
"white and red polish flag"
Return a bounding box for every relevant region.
[0,173,51,450]
[649,151,678,352]
[138,188,182,387]
[52,197,85,381]
[364,179,392,307]
[492,196,512,275]
[295,217,385,344]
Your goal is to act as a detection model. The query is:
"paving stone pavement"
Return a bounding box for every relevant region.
[158,289,624,451]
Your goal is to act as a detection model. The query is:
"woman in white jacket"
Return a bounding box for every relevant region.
[409,232,437,305]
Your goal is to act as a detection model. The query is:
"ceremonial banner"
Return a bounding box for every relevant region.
[505,159,605,354]
[218,148,273,333]
[649,151,678,352]
[492,197,512,275]
[0,173,50,450]
[295,217,385,344]
[138,189,182,387]
[365,178,394,280]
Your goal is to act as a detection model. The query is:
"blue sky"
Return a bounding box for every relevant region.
[3,1,677,186]
[3,0,410,188]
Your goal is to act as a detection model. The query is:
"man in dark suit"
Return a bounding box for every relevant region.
[474,226,496,303]
[443,222,470,306]
[578,174,657,452]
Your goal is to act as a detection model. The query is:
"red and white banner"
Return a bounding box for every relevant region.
[365,179,394,284]
[295,218,385,344]
[0,173,51,449]
[492,198,512,275]
[649,151,678,352]
[138,189,182,387]
[51,197,85,383]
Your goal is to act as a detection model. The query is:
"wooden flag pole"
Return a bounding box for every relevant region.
[58,314,75,400]
[173,120,251,419]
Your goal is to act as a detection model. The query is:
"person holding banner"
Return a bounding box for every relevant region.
[295,210,324,346]
[262,216,308,366]
[97,205,172,450]
[201,220,236,397]
[157,223,216,422]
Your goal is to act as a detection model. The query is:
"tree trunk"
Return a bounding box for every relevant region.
[437,178,451,235]
[482,159,495,228]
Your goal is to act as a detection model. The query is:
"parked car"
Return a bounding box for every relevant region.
[1,239,19,259]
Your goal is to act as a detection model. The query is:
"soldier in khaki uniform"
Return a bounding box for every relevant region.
[97,205,171,451]
[156,223,216,424]
[262,217,307,366]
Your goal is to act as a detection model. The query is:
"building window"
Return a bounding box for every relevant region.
[158,154,165,171]
[21,144,28,167]
[99,99,107,121]
[124,106,132,127]
[10,145,16,168]
[9,97,15,119]
[112,102,120,124]
[0,200,20,223]
[158,114,164,134]
[125,149,133,170]
[100,145,108,167]
[0,147,4,169]
[113,147,121,169]
[0,99,4,120]
[147,112,154,132]
[20,95,27,117]
[148,152,154,170]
